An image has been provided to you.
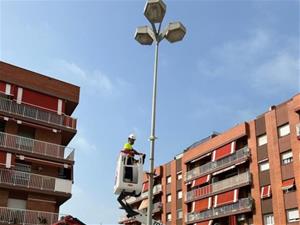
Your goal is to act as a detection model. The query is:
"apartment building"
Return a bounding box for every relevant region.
[120,93,300,225]
[0,61,79,224]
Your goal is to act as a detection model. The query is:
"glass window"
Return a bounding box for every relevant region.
[177,172,182,180]
[260,161,270,172]
[258,134,267,146]
[264,214,274,225]
[167,176,172,184]
[177,190,182,199]
[281,150,293,165]
[167,194,172,202]
[287,208,300,223]
[278,124,290,137]
[167,213,172,221]
[177,209,183,219]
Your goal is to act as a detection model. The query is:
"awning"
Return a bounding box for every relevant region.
[138,199,149,210]
[261,185,271,199]
[212,141,236,161]
[191,175,211,188]
[214,189,238,207]
[192,197,212,212]
[0,82,6,94]
[282,178,295,191]
[191,152,212,163]
[212,165,236,176]
[142,182,149,192]
[194,220,213,225]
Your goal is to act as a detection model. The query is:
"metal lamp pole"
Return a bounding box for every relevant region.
[134,1,186,225]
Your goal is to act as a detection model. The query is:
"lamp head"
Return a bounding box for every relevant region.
[165,22,186,43]
[134,26,156,45]
[144,0,166,24]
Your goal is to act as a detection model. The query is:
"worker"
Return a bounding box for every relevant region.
[121,134,144,182]
[117,134,145,218]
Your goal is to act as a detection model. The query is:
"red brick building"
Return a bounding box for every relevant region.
[120,93,300,225]
[0,61,79,224]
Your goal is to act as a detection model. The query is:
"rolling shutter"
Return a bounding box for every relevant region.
[214,189,239,207]
[212,141,236,161]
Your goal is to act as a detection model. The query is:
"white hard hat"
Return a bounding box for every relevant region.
[128,134,136,140]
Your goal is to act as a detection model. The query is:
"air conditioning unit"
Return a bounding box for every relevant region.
[237,214,246,222]
[296,124,300,140]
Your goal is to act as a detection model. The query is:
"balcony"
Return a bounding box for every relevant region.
[0,168,72,194]
[185,147,250,182]
[126,184,162,204]
[186,172,252,202]
[0,131,75,161]
[186,197,253,224]
[0,97,77,130]
[153,202,163,213]
[0,207,61,225]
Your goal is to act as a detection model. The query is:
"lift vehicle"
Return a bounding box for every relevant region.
[52,215,85,225]
[114,153,163,225]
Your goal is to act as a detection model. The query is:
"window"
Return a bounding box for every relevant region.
[167,194,172,202]
[258,134,267,146]
[177,190,182,199]
[263,214,274,225]
[177,172,182,180]
[278,124,290,137]
[261,185,272,199]
[287,208,300,223]
[167,213,172,221]
[167,176,172,184]
[260,161,270,172]
[281,150,293,165]
[177,209,183,219]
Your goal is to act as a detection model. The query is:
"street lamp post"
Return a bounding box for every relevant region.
[134,1,186,225]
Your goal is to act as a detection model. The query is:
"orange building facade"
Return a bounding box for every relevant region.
[120,93,300,225]
[0,61,79,224]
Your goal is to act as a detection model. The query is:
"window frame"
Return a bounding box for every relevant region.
[278,123,290,137]
[167,194,172,202]
[281,150,293,165]
[258,134,268,146]
[167,175,172,184]
[263,213,274,225]
[287,208,300,223]
[177,190,183,199]
[260,161,270,172]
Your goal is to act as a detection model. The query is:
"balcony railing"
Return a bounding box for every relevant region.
[0,131,75,161]
[0,207,62,225]
[186,197,253,224]
[0,97,77,130]
[152,202,163,213]
[186,172,251,202]
[126,184,162,204]
[0,168,72,194]
[185,147,250,182]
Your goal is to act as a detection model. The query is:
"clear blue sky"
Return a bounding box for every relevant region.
[1,0,299,224]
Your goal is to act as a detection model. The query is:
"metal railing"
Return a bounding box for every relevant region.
[186,197,253,223]
[185,147,250,182]
[126,184,162,204]
[186,172,251,202]
[0,168,72,194]
[152,202,163,213]
[0,207,62,225]
[0,97,77,130]
[0,131,75,161]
